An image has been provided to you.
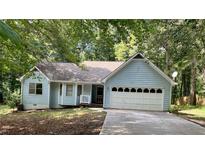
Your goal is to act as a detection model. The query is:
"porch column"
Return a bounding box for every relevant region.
[20,80,23,104]
[48,81,50,108]
[75,83,78,105]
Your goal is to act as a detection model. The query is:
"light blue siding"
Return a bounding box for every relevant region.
[62,83,77,105]
[50,82,63,108]
[104,59,172,111]
[22,71,49,109]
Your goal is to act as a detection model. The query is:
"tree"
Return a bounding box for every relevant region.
[0,20,22,47]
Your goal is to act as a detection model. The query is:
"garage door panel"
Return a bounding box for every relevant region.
[110,87,163,111]
[109,103,162,111]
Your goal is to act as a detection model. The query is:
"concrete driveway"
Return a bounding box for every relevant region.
[100,109,205,135]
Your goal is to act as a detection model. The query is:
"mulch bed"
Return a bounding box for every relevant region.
[0,110,106,135]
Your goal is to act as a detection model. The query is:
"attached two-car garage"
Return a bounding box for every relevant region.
[109,87,164,111]
[103,53,176,111]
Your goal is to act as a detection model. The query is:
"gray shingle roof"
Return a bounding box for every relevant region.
[37,61,123,82]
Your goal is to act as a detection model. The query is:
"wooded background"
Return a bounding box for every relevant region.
[0,19,205,105]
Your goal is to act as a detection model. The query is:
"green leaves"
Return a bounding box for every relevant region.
[0,20,22,47]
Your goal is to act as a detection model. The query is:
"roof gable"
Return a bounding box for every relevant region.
[19,66,50,82]
[102,53,177,86]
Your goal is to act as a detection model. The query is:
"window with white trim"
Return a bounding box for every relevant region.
[66,84,73,96]
[29,83,35,94]
[29,83,42,95]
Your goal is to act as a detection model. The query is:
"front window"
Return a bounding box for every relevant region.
[29,83,35,94]
[66,84,73,96]
[36,83,42,94]
[29,83,43,95]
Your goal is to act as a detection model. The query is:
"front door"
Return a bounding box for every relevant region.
[96,86,103,104]
[77,85,82,104]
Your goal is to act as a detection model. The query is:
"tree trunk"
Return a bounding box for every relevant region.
[180,72,184,97]
[183,67,191,96]
[165,49,171,76]
[0,70,3,103]
[190,55,197,105]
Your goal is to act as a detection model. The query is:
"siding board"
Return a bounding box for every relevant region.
[50,82,63,108]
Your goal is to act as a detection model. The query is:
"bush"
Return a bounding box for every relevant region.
[169,104,200,113]
[169,105,181,113]
[5,90,21,109]
[2,82,21,109]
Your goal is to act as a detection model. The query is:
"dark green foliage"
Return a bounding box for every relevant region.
[0,20,22,47]
[3,85,20,109]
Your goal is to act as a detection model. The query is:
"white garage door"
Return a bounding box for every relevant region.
[110,87,164,111]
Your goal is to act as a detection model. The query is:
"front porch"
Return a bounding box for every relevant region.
[77,84,104,106]
[49,82,104,108]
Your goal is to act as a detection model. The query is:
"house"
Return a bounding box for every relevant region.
[20,53,177,111]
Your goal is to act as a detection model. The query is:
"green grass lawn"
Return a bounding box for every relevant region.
[170,105,205,127]
[179,106,205,118]
[0,105,106,135]
[0,105,13,116]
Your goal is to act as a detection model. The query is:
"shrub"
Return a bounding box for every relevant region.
[169,104,200,113]
[169,105,180,113]
[5,90,21,109]
[2,82,21,109]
